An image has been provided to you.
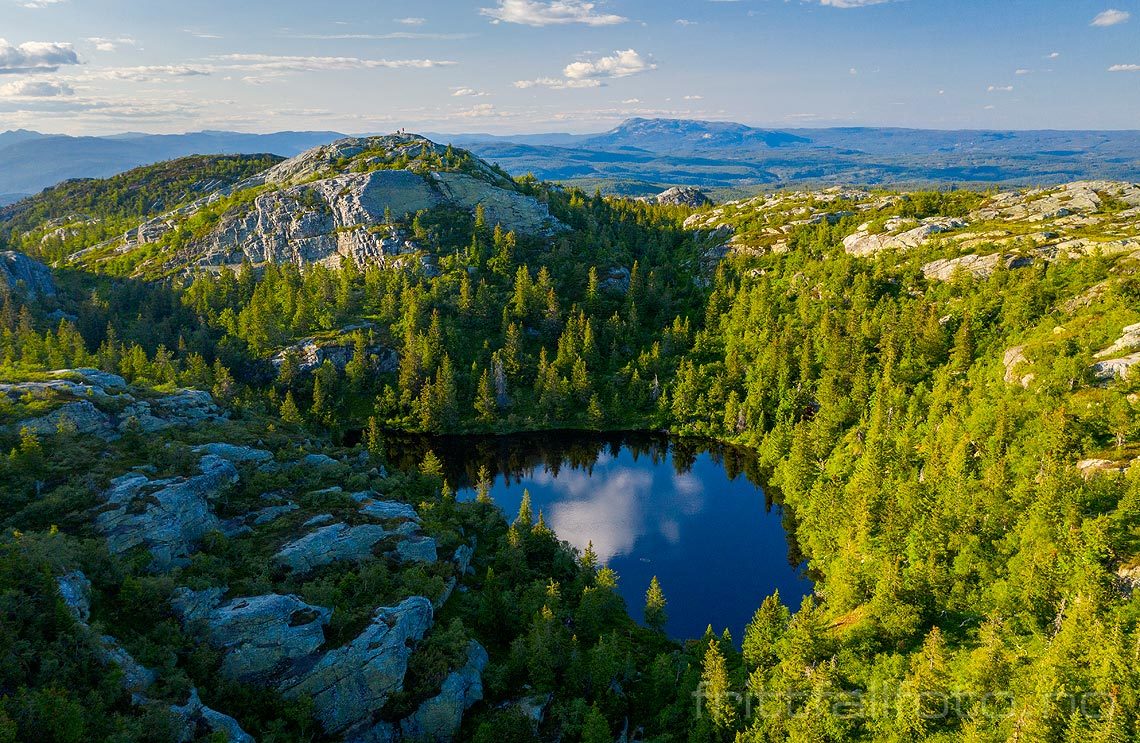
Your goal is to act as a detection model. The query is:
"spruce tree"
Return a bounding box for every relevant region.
[644,576,667,631]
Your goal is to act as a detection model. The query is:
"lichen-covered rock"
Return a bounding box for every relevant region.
[1,250,55,297]
[171,589,332,683]
[397,535,439,564]
[354,493,420,522]
[96,455,238,570]
[274,522,390,574]
[281,596,434,736]
[18,400,112,437]
[1092,353,1140,383]
[57,571,92,622]
[120,388,226,433]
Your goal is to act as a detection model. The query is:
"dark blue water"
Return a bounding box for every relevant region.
[386,432,812,641]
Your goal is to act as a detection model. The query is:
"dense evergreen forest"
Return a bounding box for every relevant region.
[0,147,1138,742]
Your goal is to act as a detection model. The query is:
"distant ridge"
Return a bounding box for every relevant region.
[5,119,1140,198]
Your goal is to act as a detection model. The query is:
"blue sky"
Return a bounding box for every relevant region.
[0,0,1137,134]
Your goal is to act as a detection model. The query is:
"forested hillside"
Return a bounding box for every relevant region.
[0,138,1138,742]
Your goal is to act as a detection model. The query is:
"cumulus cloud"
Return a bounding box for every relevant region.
[395,17,426,25]
[675,19,697,25]
[564,49,654,80]
[0,79,73,97]
[0,39,79,74]
[683,94,703,100]
[456,102,497,117]
[987,84,1014,92]
[1092,9,1130,26]
[17,0,67,7]
[1048,51,1061,59]
[87,65,211,81]
[1109,63,1140,72]
[1015,68,1031,75]
[452,86,489,96]
[480,0,626,26]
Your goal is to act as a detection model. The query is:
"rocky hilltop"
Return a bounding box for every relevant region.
[63,134,564,277]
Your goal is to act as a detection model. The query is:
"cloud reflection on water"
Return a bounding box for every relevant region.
[535,460,710,564]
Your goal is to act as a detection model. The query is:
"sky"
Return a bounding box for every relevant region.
[0,0,1138,135]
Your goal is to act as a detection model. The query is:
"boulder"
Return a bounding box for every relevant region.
[353,493,420,522]
[281,596,434,736]
[18,400,112,437]
[921,253,1031,282]
[1002,346,1034,387]
[57,571,92,622]
[171,589,332,683]
[96,455,238,570]
[1096,322,1140,359]
[844,217,967,257]
[0,250,55,297]
[274,523,390,574]
[643,186,712,208]
[397,535,439,564]
[1092,353,1140,383]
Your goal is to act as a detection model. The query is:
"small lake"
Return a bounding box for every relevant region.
[385,431,812,641]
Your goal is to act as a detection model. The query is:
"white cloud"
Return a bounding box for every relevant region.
[86,37,138,53]
[1015,68,1030,75]
[0,79,73,97]
[184,29,223,39]
[1092,9,1130,26]
[480,0,626,26]
[452,87,489,96]
[987,84,1013,92]
[215,54,456,73]
[86,65,211,81]
[457,102,497,117]
[1048,51,1061,59]
[0,38,79,74]
[1109,63,1140,72]
[514,76,601,89]
[17,0,67,7]
[849,67,858,75]
[683,94,703,100]
[622,97,640,103]
[675,19,697,25]
[395,17,426,25]
[564,49,654,79]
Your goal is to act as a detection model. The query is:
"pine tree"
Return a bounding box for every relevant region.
[580,541,598,572]
[475,464,493,504]
[280,390,303,424]
[701,636,735,730]
[742,591,789,670]
[365,415,384,458]
[515,489,534,528]
[644,576,667,631]
[581,704,610,743]
[475,368,497,423]
[419,450,444,478]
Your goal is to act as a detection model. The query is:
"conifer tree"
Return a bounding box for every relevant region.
[701,635,735,730]
[644,576,667,631]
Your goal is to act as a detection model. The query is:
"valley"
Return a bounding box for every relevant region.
[1,134,1140,742]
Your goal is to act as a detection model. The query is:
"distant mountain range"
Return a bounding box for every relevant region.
[3,119,1140,202]
[0,130,341,203]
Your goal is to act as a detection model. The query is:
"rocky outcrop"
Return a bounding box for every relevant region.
[1002,346,1034,387]
[921,253,1032,282]
[8,369,226,441]
[364,640,489,743]
[172,589,332,683]
[192,442,274,464]
[164,136,563,272]
[96,455,238,570]
[174,588,436,738]
[1092,353,1140,383]
[843,217,968,257]
[281,597,434,736]
[0,250,55,297]
[353,492,420,522]
[274,522,390,574]
[272,324,398,374]
[1096,322,1140,360]
[642,186,712,208]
